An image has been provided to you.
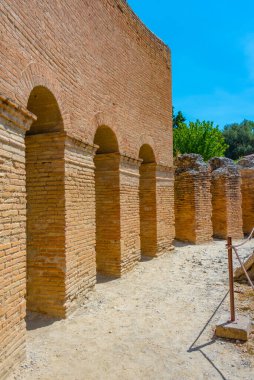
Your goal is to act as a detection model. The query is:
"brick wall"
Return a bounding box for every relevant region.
[0,96,35,379]
[0,0,173,166]
[174,154,212,244]
[119,156,141,271]
[0,1,174,377]
[64,137,97,315]
[238,156,254,235]
[210,157,243,239]
[156,166,175,253]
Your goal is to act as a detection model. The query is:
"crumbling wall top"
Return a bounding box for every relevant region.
[238,155,254,169]
[174,154,210,175]
[209,157,239,176]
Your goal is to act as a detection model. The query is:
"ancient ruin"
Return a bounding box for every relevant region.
[0,1,175,377]
[209,157,243,239]
[1,1,254,379]
[174,154,213,244]
[238,155,254,235]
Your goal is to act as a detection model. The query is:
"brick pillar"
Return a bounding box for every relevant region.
[238,156,254,235]
[94,153,121,277]
[139,163,157,257]
[0,95,35,379]
[64,136,97,315]
[94,153,141,277]
[156,164,175,253]
[174,154,213,244]
[210,157,243,239]
[26,132,66,318]
[119,155,141,272]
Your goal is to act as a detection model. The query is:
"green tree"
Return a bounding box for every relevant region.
[172,108,186,129]
[223,120,254,160]
[173,120,228,161]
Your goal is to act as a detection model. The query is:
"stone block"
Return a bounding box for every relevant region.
[215,314,252,341]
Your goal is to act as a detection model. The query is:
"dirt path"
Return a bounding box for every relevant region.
[10,240,254,380]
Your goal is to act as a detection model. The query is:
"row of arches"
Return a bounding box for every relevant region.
[25,86,158,316]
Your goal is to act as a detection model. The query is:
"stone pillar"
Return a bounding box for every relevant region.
[119,155,142,272]
[174,154,212,244]
[139,163,157,257]
[210,157,243,239]
[64,136,97,315]
[156,164,175,253]
[0,95,35,379]
[26,132,66,318]
[238,155,254,235]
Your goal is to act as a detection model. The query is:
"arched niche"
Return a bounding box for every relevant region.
[27,86,63,135]
[94,125,119,154]
[139,144,156,164]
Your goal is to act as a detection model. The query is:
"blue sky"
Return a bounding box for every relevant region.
[128,0,254,128]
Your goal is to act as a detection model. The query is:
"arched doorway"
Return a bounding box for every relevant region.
[26,86,66,317]
[93,126,121,277]
[139,144,157,257]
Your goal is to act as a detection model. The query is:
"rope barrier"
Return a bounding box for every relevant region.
[228,228,254,291]
[232,246,254,291]
[230,227,254,248]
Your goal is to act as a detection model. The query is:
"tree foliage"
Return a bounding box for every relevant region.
[223,120,254,160]
[173,119,228,161]
[173,108,186,129]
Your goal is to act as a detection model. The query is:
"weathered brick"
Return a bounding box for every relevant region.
[209,157,243,239]
[238,155,254,235]
[0,1,174,377]
[174,154,213,244]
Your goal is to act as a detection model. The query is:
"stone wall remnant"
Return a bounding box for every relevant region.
[209,157,243,239]
[238,155,254,235]
[174,154,213,244]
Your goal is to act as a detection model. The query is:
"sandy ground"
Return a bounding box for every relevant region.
[9,240,254,380]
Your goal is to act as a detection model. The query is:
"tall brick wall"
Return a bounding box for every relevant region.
[238,156,254,235]
[1,1,174,377]
[210,157,243,239]
[0,96,35,379]
[174,154,212,244]
[0,0,173,165]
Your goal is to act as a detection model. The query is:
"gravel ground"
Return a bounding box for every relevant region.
[9,239,254,380]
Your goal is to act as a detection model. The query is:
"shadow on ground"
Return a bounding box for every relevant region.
[26,312,60,331]
[187,291,229,380]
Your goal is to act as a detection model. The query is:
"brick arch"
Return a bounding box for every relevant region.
[91,111,125,154]
[15,63,71,130]
[136,134,158,162]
